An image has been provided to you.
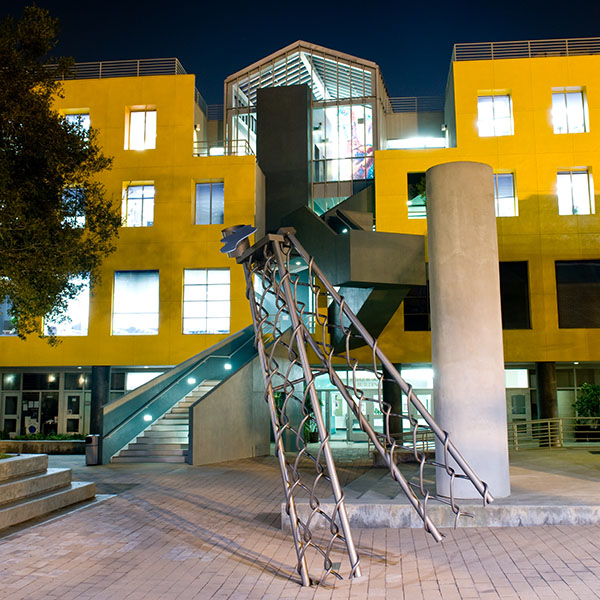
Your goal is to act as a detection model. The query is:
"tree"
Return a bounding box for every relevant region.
[0,6,120,342]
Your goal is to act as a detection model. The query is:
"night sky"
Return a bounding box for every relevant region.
[3,0,600,105]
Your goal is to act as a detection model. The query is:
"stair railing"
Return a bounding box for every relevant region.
[102,326,256,463]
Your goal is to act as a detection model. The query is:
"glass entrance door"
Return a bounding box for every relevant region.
[63,393,83,434]
[1,392,20,436]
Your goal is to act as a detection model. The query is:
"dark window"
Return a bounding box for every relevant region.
[499,262,531,329]
[555,260,600,328]
[404,282,430,331]
[407,172,426,219]
[23,373,59,390]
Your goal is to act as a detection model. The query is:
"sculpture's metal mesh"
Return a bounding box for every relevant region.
[227,228,493,586]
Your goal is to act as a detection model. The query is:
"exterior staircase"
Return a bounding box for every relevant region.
[111,380,219,463]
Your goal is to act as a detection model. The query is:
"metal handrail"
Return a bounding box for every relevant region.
[56,58,187,80]
[454,37,600,62]
[104,328,254,437]
[507,416,600,450]
[193,140,254,157]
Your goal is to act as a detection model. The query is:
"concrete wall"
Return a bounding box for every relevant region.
[190,357,270,466]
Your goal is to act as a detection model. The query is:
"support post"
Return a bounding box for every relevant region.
[90,366,110,464]
[427,161,511,498]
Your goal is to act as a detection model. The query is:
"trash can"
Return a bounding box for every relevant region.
[85,434,100,466]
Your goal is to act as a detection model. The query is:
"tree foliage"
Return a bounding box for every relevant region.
[0,6,120,342]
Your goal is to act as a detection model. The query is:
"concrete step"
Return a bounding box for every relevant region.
[0,468,72,507]
[162,415,189,421]
[150,423,188,430]
[118,448,186,457]
[0,482,96,530]
[140,431,188,440]
[0,454,48,483]
[127,442,188,450]
[111,455,187,464]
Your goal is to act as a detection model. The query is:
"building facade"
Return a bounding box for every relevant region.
[1,40,599,442]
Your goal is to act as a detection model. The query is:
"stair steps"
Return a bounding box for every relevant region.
[111,380,219,463]
[0,455,95,530]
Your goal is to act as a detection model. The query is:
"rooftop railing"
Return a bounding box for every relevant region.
[453,37,600,61]
[387,96,445,113]
[58,58,188,80]
[193,139,254,157]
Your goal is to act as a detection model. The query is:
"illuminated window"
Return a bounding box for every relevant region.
[407,173,426,219]
[477,94,513,137]
[112,271,159,335]
[557,170,594,215]
[44,276,90,336]
[195,181,224,225]
[0,298,16,336]
[494,173,518,217]
[65,113,90,133]
[122,184,155,227]
[183,269,230,334]
[552,90,587,134]
[126,109,156,150]
[62,187,86,228]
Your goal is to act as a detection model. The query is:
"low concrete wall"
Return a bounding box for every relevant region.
[189,357,270,466]
[0,441,85,455]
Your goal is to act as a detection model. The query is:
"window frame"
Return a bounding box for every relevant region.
[182,268,230,335]
[493,172,518,217]
[195,180,225,225]
[551,88,588,134]
[556,169,594,215]
[122,182,155,227]
[125,108,157,150]
[112,270,160,336]
[477,93,514,137]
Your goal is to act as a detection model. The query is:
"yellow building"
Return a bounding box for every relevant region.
[1,40,599,449]
[0,59,262,438]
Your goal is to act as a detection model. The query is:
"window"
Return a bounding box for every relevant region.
[195,181,224,225]
[0,298,16,336]
[62,187,86,228]
[557,170,594,215]
[403,282,430,331]
[494,173,518,217]
[555,260,600,328]
[183,269,230,334]
[112,271,159,335]
[64,113,90,133]
[407,173,427,219]
[552,90,587,134]
[499,262,531,329]
[122,184,155,227]
[126,109,156,150]
[477,94,513,137]
[44,276,90,336]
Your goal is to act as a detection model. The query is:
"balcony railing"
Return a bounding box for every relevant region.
[58,58,187,80]
[193,140,254,157]
[453,37,600,62]
[387,96,445,113]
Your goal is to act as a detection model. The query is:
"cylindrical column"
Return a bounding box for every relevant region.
[427,161,510,498]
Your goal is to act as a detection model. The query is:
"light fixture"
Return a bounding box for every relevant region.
[48,374,56,382]
[187,377,197,385]
[574,361,580,365]
[143,414,153,422]
[342,228,348,234]
[295,260,301,265]
[224,363,232,370]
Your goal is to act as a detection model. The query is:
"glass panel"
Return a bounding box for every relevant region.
[64,373,86,390]
[0,298,16,336]
[495,173,517,217]
[557,172,574,215]
[66,418,79,433]
[195,183,212,224]
[23,373,59,390]
[3,419,16,433]
[44,276,90,336]
[129,111,146,150]
[207,270,229,284]
[183,269,230,334]
[4,396,18,414]
[67,395,81,415]
[571,171,591,215]
[505,369,529,388]
[211,182,224,224]
[112,271,159,335]
[125,372,163,391]
[2,373,20,390]
[552,93,568,133]
[566,92,585,133]
[145,110,157,149]
[556,369,575,387]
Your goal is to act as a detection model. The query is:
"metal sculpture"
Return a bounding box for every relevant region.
[221,226,492,586]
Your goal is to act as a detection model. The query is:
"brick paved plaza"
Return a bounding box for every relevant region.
[1,451,599,599]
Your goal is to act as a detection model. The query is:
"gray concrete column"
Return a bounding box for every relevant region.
[427,161,510,498]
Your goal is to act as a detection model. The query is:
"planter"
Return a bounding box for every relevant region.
[0,440,85,455]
